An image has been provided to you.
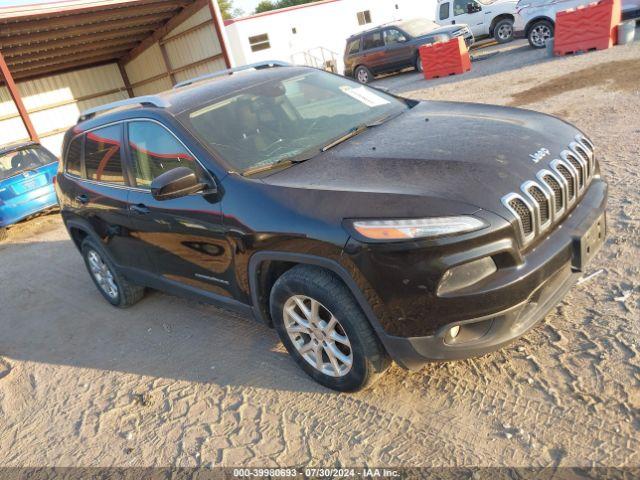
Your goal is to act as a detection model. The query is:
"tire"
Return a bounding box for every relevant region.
[354,65,373,84]
[415,55,423,73]
[493,18,514,43]
[270,265,390,392]
[81,237,145,308]
[528,19,553,49]
[0,227,7,242]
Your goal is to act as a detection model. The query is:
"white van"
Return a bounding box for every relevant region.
[436,0,519,43]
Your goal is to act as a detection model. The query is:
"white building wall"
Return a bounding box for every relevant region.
[225,0,437,73]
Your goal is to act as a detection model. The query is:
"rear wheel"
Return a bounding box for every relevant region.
[354,65,373,84]
[528,19,553,48]
[0,227,6,242]
[493,18,514,43]
[270,265,390,392]
[81,237,145,307]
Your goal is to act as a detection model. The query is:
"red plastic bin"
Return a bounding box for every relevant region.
[554,0,621,55]
[419,37,471,80]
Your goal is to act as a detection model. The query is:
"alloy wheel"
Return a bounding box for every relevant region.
[283,295,353,377]
[497,23,513,41]
[356,68,369,84]
[531,25,551,47]
[87,249,119,299]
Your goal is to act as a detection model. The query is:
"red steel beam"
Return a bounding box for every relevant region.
[208,0,231,68]
[0,49,38,142]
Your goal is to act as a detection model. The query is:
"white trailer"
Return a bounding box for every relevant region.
[224,0,437,74]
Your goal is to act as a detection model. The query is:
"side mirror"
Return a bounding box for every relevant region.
[151,167,209,201]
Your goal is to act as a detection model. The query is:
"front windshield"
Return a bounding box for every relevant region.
[398,18,440,37]
[183,70,408,173]
[0,146,57,181]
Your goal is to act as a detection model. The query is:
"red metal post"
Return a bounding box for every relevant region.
[0,49,39,142]
[208,0,232,68]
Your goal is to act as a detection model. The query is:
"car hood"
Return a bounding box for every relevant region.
[260,101,584,221]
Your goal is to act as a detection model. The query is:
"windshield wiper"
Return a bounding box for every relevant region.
[321,114,402,153]
[242,150,318,177]
[321,124,369,152]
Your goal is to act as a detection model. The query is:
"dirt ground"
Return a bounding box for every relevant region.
[1,37,639,469]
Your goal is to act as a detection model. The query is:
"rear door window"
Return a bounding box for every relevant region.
[362,31,384,51]
[84,124,126,185]
[439,2,451,19]
[65,136,83,177]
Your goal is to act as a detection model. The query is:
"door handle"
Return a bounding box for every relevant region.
[129,204,150,215]
[452,20,456,24]
[75,194,89,204]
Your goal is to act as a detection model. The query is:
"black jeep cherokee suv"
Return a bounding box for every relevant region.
[56,62,607,391]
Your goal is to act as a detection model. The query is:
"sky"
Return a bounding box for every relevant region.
[0,0,264,15]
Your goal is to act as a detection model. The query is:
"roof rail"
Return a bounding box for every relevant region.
[78,96,171,123]
[174,60,291,89]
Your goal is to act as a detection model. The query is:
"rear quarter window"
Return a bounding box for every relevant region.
[65,136,83,177]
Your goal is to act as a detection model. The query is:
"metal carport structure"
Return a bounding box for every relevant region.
[0,0,232,155]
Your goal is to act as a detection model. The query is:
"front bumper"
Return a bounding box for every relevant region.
[349,178,607,369]
[384,262,580,369]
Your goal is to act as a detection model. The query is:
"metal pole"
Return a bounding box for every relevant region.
[0,50,39,142]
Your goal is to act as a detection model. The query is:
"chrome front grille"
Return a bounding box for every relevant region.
[502,134,595,246]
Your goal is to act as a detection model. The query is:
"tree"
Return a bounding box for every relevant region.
[217,0,234,19]
[255,0,322,14]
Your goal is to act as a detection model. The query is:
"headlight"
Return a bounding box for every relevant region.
[352,216,487,240]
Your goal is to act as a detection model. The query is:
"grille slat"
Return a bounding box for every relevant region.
[566,154,584,189]
[543,174,563,211]
[528,185,550,224]
[556,164,575,199]
[574,145,591,177]
[508,197,533,235]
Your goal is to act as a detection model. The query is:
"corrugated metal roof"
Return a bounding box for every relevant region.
[0,0,201,81]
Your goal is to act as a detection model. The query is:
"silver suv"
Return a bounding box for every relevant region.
[515,0,640,48]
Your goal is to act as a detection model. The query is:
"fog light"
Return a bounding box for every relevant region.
[437,257,497,296]
[449,325,460,339]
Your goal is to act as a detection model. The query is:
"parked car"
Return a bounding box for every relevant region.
[344,18,474,84]
[436,0,518,43]
[56,62,607,392]
[515,0,640,48]
[0,142,59,241]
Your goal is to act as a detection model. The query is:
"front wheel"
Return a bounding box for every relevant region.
[270,265,390,392]
[493,19,514,43]
[415,55,424,73]
[354,65,373,84]
[528,19,553,48]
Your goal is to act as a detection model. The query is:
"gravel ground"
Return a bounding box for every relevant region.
[0,37,639,469]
